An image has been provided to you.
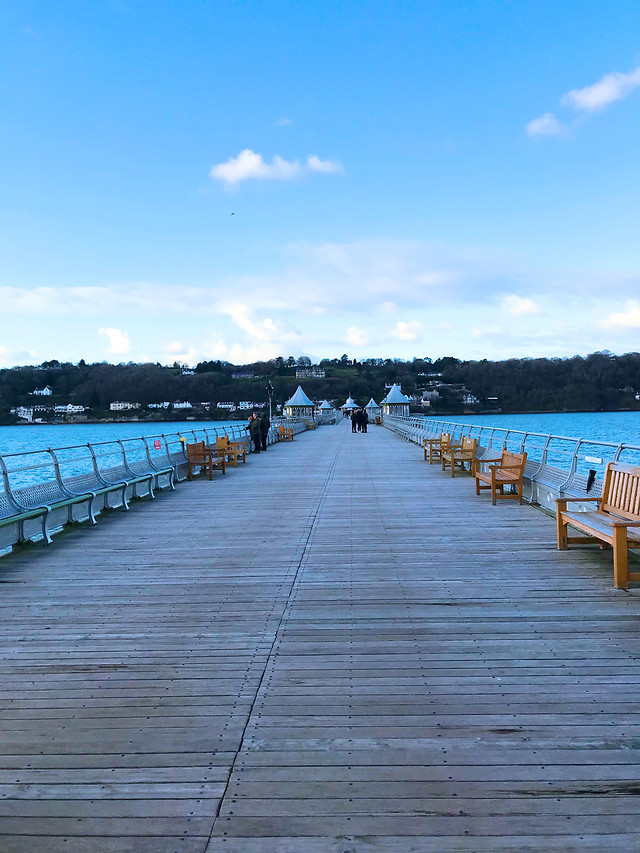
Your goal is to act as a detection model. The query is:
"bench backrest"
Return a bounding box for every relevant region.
[187,441,206,461]
[601,463,640,521]
[440,432,450,449]
[461,437,477,454]
[215,436,230,449]
[499,450,527,473]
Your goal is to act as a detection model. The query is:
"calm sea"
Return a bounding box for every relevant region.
[2,412,639,456]
[434,411,640,446]
[0,420,245,457]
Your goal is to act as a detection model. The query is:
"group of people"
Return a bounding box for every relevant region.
[351,408,369,433]
[248,411,270,453]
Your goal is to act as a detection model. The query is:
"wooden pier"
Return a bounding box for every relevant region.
[0,422,639,852]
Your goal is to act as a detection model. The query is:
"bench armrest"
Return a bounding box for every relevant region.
[611,520,640,528]
[556,496,601,505]
[489,463,524,471]
[480,457,502,464]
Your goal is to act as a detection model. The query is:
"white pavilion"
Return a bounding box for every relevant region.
[365,397,382,420]
[316,399,337,424]
[340,394,358,417]
[381,384,410,417]
[283,386,315,419]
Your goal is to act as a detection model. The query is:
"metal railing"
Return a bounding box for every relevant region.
[382,415,640,514]
[0,419,306,551]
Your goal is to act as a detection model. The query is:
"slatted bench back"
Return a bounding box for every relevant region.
[500,450,527,473]
[461,437,477,454]
[601,463,640,521]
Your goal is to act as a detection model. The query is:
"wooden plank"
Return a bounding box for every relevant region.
[1,420,639,850]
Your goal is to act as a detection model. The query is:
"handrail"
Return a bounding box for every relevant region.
[382,415,640,506]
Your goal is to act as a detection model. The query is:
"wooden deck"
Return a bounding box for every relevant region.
[0,421,639,852]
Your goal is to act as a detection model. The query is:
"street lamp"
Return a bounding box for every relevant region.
[266,382,274,420]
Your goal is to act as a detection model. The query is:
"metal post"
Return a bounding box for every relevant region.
[266,382,274,420]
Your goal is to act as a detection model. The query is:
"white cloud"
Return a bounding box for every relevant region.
[391,320,422,340]
[209,149,343,186]
[99,327,130,354]
[307,155,344,174]
[0,345,38,366]
[165,341,199,364]
[501,295,541,316]
[346,326,368,346]
[562,67,640,111]
[273,118,293,126]
[526,112,565,137]
[602,300,640,329]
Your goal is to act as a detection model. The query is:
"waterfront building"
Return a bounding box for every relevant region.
[31,386,53,396]
[109,402,140,411]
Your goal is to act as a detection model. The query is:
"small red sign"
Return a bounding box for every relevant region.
[154,439,162,450]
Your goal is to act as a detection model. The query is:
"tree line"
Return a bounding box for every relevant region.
[0,351,639,424]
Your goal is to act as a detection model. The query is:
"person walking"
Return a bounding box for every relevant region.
[259,410,270,451]
[249,413,262,453]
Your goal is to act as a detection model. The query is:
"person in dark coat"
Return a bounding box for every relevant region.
[249,414,262,453]
[351,410,358,433]
[259,411,270,451]
[361,408,368,433]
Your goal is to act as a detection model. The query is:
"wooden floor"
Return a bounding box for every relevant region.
[0,422,639,852]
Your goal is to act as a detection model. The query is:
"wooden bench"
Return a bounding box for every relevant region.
[424,432,450,464]
[474,449,527,505]
[186,441,225,480]
[279,425,294,441]
[306,420,316,430]
[556,462,640,589]
[212,436,246,467]
[441,436,477,477]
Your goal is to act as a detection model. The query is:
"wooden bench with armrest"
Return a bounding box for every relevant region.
[474,449,527,505]
[279,425,294,441]
[306,420,316,430]
[186,441,225,480]
[424,432,450,464]
[441,436,477,477]
[212,435,246,467]
[556,462,640,589]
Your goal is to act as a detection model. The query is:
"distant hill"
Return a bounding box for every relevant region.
[1,352,639,424]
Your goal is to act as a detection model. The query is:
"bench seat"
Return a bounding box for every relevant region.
[557,462,640,589]
[475,450,527,505]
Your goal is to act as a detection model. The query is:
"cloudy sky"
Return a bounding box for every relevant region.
[1,0,639,367]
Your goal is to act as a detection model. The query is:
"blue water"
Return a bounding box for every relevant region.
[434,411,640,446]
[423,411,640,476]
[0,421,245,457]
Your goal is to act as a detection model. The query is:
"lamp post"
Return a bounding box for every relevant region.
[266,382,274,420]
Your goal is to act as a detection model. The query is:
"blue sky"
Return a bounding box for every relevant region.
[1,0,639,366]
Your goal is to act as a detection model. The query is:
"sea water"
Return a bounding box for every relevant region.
[0,420,245,457]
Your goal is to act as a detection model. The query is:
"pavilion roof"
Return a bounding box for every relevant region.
[284,385,314,407]
[384,384,410,404]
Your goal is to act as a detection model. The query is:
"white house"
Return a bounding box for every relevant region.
[110,401,140,411]
[31,386,53,396]
[217,402,236,410]
[148,402,170,409]
[173,401,192,409]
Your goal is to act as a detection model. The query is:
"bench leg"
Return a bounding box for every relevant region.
[612,527,629,590]
[475,476,481,495]
[556,513,568,550]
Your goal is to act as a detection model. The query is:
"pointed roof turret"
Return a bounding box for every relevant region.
[365,397,380,410]
[318,399,334,410]
[284,385,314,407]
[384,384,410,404]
